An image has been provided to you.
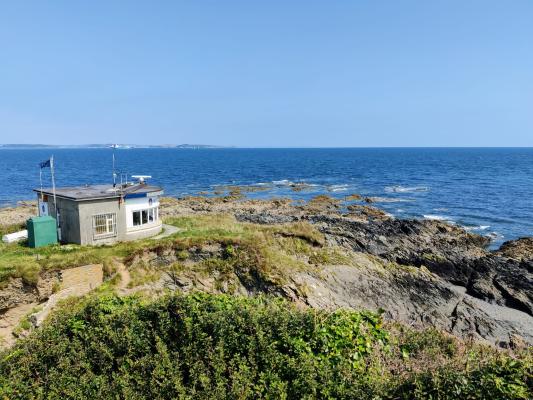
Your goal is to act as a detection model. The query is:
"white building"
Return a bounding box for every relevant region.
[34,182,163,245]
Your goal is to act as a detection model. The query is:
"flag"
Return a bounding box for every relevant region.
[39,159,51,169]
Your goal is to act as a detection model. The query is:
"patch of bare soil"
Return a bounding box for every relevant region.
[0,302,38,347]
[0,201,37,228]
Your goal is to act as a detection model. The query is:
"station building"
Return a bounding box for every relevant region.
[34,182,163,245]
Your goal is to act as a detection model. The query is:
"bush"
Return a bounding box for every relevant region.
[394,356,532,400]
[0,294,389,399]
[0,294,530,400]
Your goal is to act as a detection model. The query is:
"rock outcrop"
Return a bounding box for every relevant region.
[2,195,532,348]
[229,198,533,347]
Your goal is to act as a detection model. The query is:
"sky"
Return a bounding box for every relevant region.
[1,1,532,147]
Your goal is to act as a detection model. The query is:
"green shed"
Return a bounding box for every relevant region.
[27,216,58,248]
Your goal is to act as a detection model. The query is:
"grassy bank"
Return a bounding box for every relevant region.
[0,225,151,285]
[0,293,530,399]
[0,215,346,287]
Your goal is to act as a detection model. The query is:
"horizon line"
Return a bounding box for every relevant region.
[1,144,533,149]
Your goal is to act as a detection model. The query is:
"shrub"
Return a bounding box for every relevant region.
[0,294,389,399]
[393,355,532,400]
[1,294,530,399]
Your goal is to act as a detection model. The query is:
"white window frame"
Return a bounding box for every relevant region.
[92,213,117,239]
[131,206,159,228]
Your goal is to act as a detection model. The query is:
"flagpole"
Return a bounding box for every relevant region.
[50,155,58,230]
[39,167,43,216]
[112,150,116,187]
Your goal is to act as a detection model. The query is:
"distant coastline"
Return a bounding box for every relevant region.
[0,144,231,149]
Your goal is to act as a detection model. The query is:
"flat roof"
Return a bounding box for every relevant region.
[34,183,163,201]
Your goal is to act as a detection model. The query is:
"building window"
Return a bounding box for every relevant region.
[142,209,148,224]
[93,213,117,239]
[132,207,158,227]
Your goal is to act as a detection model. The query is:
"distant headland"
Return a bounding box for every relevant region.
[0,144,231,149]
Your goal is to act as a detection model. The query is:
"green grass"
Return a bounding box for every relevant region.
[1,215,531,399]
[0,215,334,290]
[128,215,331,289]
[0,223,176,286]
[12,305,43,337]
[0,214,434,295]
[128,264,162,288]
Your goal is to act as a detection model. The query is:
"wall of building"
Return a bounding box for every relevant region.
[39,193,162,245]
[40,196,81,244]
[123,221,162,241]
[78,198,124,245]
[124,196,160,228]
[123,195,162,241]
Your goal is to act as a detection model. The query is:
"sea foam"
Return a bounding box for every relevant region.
[385,185,429,193]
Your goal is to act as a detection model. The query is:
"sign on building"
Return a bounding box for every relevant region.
[38,200,49,216]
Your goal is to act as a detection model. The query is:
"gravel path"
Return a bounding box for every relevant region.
[153,224,180,239]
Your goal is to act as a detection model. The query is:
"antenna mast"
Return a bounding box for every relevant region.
[112,149,117,188]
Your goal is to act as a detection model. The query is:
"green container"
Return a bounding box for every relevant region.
[27,216,58,248]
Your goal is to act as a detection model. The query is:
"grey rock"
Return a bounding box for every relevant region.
[231,207,533,346]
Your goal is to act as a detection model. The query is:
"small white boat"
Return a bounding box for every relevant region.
[2,230,28,243]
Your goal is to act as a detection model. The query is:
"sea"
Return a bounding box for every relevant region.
[1,147,532,247]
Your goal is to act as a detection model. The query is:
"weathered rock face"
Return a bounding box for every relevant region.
[0,267,103,321]
[0,279,40,312]
[0,201,37,228]
[2,196,532,348]
[232,201,533,347]
[0,265,105,348]
[305,216,533,319]
[292,265,533,347]
[0,270,59,312]
[496,237,533,261]
[135,245,533,347]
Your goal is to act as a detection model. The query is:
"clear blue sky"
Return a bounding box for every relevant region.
[1,1,532,147]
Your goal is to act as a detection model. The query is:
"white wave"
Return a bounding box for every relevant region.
[385,185,429,193]
[423,214,449,221]
[327,184,350,192]
[464,225,491,232]
[433,207,448,212]
[487,231,504,240]
[272,180,294,186]
[366,197,412,203]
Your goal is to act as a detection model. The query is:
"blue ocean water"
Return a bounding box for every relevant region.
[1,148,532,247]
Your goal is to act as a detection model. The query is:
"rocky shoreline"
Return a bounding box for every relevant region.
[158,195,533,347]
[1,194,532,348]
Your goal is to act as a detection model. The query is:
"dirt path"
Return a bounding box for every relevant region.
[116,262,132,295]
[0,302,38,347]
[153,224,180,239]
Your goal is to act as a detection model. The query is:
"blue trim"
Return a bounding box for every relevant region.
[124,192,147,199]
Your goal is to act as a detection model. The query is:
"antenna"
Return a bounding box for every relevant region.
[132,175,152,184]
[112,149,117,187]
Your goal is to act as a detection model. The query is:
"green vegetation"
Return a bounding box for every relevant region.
[12,305,43,337]
[0,228,153,285]
[128,263,162,288]
[1,214,531,399]
[123,215,333,290]
[0,215,342,289]
[0,293,530,399]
